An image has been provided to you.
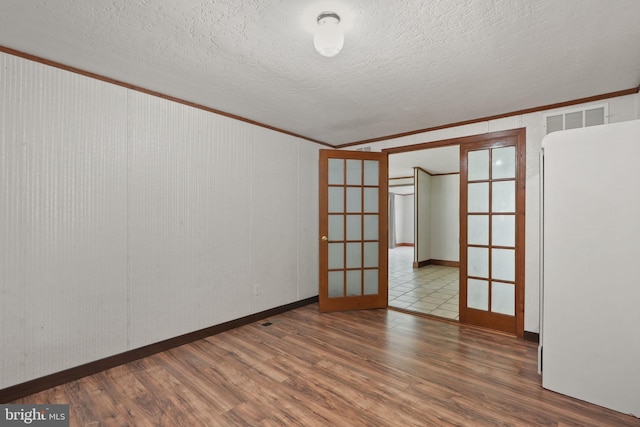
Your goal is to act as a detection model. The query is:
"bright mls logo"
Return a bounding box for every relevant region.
[0,405,68,426]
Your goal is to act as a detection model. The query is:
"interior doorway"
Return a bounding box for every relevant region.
[386,143,461,320]
[383,129,526,338]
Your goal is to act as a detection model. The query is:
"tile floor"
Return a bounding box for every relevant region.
[388,246,460,320]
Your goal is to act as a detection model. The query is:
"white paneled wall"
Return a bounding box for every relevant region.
[296,141,321,301]
[354,92,640,333]
[249,126,303,314]
[430,175,459,261]
[0,52,320,389]
[126,92,256,348]
[415,169,431,263]
[0,55,129,388]
[394,194,414,245]
[392,176,458,259]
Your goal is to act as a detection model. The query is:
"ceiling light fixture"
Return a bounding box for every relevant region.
[314,11,344,57]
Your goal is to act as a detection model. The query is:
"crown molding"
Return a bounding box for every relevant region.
[0,46,333,148]
[337,86,640,148]
[2,46,638,151]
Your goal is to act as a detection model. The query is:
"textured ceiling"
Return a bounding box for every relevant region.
[1,0,639,146]
[389,145,460,178]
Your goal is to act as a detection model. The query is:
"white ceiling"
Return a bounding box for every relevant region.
[1,1,639,146]
[389,145,460,179]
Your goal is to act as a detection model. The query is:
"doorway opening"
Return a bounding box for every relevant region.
[383,128,526,337]
[386,143,460,320]
[318,129,525,337]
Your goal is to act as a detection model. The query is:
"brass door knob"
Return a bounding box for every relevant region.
[321,236,328,241]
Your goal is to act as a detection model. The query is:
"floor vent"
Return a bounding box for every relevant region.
[260,319,282,327]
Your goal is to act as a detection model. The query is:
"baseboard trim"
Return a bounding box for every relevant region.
[412,259,459,268]
[413,260,431,268]
[395,243,414,247]
[523,331,540,343]
[430,259,459,267]
[0,296,319,403]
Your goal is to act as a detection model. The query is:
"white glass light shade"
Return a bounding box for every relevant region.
[314,13,344,57]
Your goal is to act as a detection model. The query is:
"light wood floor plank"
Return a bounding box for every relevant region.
[12,304,640,426]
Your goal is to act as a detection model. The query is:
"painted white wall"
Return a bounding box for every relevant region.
[394,194,414,245]
[414,169,431,263]
[393,194,404,245]
[393,178,456,256]
[0,52,320,388]
[430,175,459,261]
[352,92,640,333]
[1,54,129,388]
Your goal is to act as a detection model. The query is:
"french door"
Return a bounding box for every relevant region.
[459,129,525,336]
[319,150,388,312]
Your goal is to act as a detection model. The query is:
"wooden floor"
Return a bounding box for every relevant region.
[13,304,640,426]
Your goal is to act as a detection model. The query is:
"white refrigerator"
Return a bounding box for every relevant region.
[541,119,640,417]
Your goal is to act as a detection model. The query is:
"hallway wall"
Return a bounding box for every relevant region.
[394,194,414,245]
[430,174,459,261]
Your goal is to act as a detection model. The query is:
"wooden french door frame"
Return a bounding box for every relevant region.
[383,128,525,338]
[459,128,526,337]
[318,149,388,312]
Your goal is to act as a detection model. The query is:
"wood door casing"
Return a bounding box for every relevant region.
[383,129,525,337]
[319,149,388,312]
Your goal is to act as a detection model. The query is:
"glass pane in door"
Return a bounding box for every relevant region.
[364,188,379,212]
[468,247,489,278]
[363,160,379,185]
[491,282,515,315]
[328,215,344,240]
[468,150,489,180]
[346,188,362,212]
[346,215,362,240]
[346,243,362,269]
[492,215,515,247]
[468,183,489,212]
[468,215,489,245]
[328,159,344,185]
[328,187,344,212]
[364,242,378,268]
[328,243,344,269]
[328,272,343,297]
[492,181,515,212]
[492,146,516,179]
[363,215,379,240]
[468,279,489,311]
[346,160,362,185]
[346,270,361,296]
[363,270,378,294]
[492,248,515,281]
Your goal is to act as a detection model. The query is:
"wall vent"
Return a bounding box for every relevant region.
[544,104,608,135]
[355,146,372,152]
